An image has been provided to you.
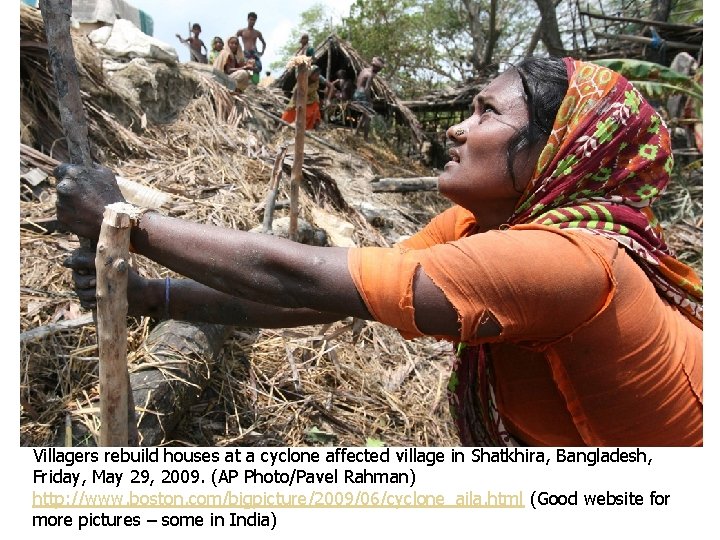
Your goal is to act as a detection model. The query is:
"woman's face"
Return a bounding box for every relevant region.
[439,69,543,220]
[228,38,239,53]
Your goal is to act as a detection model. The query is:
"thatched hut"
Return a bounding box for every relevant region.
[274,34,427,155]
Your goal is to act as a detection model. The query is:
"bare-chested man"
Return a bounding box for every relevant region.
[236,12,266,83]
[353,56,385,139]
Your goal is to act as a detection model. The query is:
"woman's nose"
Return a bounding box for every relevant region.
[447,123,467,142]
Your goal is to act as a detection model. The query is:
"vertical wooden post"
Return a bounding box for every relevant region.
[324,38,333,122]
[96,202,135,446]
[263,145,288,233]
[289,63,308,241]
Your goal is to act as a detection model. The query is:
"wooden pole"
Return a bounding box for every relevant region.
[262,145,288,233]
[593,31,701,51]
[289,63,308,241]
[39,0,92,168]
[40,0,139,445]
[324,38,333,122]
[96,203,135,446]
[579,10,700,31]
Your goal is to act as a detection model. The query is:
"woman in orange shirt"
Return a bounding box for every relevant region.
[56,57,702,446]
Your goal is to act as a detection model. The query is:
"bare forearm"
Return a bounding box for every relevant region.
[130,212,371,318]
[137,278,345,327]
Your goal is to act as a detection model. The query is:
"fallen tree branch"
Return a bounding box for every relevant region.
[371,177,438,193]
[21,313,95,343]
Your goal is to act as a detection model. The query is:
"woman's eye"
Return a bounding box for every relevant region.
[482,104,496,114]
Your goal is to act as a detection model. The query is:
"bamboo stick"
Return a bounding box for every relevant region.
[20,313,95,343]
[95,202,135,446]
[289,63,308,241]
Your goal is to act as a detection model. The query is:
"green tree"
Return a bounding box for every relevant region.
[340,0,443,96]
[340,0,540,95]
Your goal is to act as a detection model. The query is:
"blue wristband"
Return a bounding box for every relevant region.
[164,277,170,320]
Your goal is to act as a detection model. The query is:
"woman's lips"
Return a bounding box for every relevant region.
[444,148,460,170]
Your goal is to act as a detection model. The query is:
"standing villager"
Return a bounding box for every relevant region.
[294,34,312,57]
[212,36,254,92]
[236,11,266,84]
[352,56,384,139]
[281,65,328,130]
[56,57,702,447]
[326,69,355,125]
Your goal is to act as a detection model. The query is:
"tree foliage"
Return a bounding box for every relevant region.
[274,0,701,97]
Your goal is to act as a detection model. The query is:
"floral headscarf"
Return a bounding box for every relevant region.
[509,58,702,326]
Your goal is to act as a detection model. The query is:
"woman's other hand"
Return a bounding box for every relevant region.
[63,245,151,316]
[55,164,126,241]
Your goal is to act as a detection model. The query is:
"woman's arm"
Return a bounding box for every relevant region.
[66,247,346,327]
[54,164,458,334]
[130,211,368,316]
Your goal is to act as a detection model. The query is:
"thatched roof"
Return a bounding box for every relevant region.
[275,34,427,149]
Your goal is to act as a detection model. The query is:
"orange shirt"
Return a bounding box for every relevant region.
[347,205,702,446]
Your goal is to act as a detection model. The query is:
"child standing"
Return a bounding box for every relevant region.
[176,23,207,63]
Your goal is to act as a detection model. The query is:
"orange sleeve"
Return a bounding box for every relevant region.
[347,247,424,339]
[396,205,477,250]
[348,225,615,345]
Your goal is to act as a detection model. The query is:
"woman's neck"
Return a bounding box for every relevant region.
[471,200,518,233]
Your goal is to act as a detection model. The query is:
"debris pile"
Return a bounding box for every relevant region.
[20,4,458,447]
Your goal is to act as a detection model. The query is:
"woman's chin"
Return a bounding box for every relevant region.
[437,171,452,195]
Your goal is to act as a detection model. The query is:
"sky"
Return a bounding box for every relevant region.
[131,0,355,75]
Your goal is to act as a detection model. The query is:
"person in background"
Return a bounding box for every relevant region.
[176,23,207,63]
[236,12,266,85]
[207,36,224,65]
[327,69,355,125]
[353,56,384,139]
[56,57,702,447]
[334,69,356,102]
[212,35,254,92]
[295,34,311,56]
[281,65,328,130]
